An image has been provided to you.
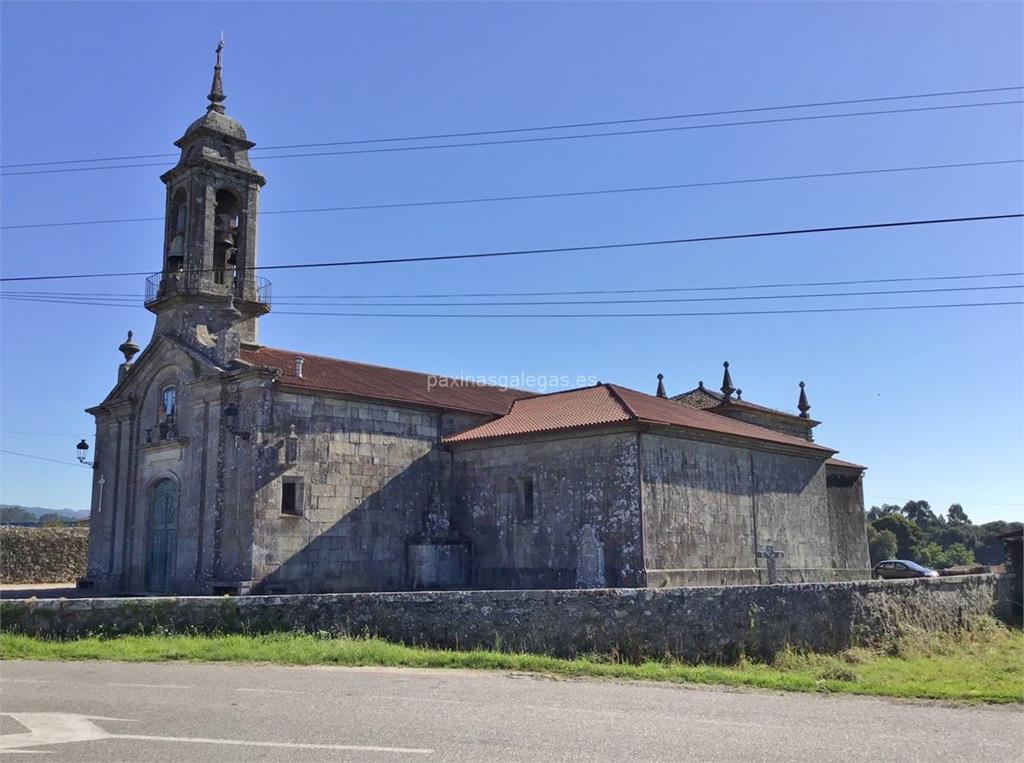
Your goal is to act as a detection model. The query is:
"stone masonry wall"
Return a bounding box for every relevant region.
[640,431,869,586]
[713,406,814,441]
[0,575,1009,663]
[449,430,644,589]
[1,527,89,584]
[826,467,871,572]
[252,391,484,593]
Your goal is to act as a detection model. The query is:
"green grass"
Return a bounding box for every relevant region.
[2,619,1021,704]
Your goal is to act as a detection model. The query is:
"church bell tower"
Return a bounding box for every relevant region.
[145,39,269,350]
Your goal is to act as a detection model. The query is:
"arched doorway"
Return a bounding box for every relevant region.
[147,479,178,592]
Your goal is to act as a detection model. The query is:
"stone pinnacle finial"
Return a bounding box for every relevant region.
[118,330,140,364]
[720,361,735,400]
[207,35,226,114]
[798,381,811,418]
[656,373,667,398]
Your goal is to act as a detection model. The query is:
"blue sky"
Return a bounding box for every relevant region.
[1,1,1021,523]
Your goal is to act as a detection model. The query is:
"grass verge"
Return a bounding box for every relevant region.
[2,620,1021,704]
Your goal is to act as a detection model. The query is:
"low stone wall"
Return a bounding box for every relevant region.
[0,526,89,584]
[1,574,1011,662]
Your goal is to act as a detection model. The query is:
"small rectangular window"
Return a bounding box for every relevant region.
[281,479,303,516]
[522,477,535,521]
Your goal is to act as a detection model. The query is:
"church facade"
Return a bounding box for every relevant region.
[81,49,870,595]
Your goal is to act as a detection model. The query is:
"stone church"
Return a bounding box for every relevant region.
[81,48,870,595]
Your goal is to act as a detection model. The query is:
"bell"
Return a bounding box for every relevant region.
[215,228,235,247]
[226,247,238,265]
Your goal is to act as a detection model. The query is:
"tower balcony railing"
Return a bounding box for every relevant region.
[144,269,272,308]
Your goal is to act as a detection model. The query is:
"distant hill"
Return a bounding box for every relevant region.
[0,505,89,525]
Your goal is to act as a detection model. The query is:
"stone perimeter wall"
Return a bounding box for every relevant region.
[1,527,89,584]
[1,574,1012,662]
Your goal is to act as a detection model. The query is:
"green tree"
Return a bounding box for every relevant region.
[902,500,941,532]
[871,515,925,559]
[976,521,1023,565]
[943,543,976,567]
[0,506,37,524]
[38,513,69,527]
[946,503,971,526]
[916,542,949,569]
[867,525,898,565]
[866,503,900,522]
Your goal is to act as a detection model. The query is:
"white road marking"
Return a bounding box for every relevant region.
[107,682,192,690]
[0,680,50,685]
[0,713,432,755]
[235,687,297,694]
[107,734,433,753]
[0,713,110,752]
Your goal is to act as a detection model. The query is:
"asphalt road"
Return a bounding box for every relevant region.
[0,660,1020,761]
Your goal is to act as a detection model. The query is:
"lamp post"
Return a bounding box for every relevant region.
[75,439,96,468]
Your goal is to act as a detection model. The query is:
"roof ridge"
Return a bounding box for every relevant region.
[604,383,641,420]
[250,344,530,393]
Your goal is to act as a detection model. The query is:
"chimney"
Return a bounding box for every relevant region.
[294,357,304,378]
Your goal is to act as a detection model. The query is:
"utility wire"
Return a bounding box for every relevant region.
[4,159,1020,231]
[1,294,1019,317]
[2,283,1020,308]
[1,295,1021,317]
[3,84,1020,170]
[3,270,1021,300]
[4,100,1021,178]
[269,301,1024,319]
[1,213,1020,283]
[0,431,95,437]
[865,494,1024,507]
[0,449,91,469]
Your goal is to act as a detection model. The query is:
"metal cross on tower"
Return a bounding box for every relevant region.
[756,544,785,585]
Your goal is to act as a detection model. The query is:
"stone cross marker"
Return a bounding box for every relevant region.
[756,544,785,585]
[576,524,606,588]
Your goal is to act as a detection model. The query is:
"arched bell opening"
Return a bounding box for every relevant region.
[213,188,240,287]
[167,189,187,274]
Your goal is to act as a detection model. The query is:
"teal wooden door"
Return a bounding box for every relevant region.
[146,479,178,592]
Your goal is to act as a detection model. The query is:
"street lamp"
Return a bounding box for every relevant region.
[75,439,95,468]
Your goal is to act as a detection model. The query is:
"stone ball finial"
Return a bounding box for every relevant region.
[657,373,664,381]
[736,389,742,400]
[655,372,667,398]
[698,380,704,389]
[118,330,140,364]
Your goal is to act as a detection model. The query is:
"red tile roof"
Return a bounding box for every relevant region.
[444,383,836,455]
[238,346,529,415]
[674,386,817,423]
[825,457,867,471]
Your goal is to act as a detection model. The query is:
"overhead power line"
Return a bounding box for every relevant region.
[3,100,1021,178]
[2,84,1020,170]
[0,449,91,469]
[3,158,1020,231]
[865,494,1024,507]
[1,213,1020,283]
[1,295,1020,318]
[269,301,1023,319]
[3,270,1021,300]
[2,283,1020,309]
[0,431,95,437]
